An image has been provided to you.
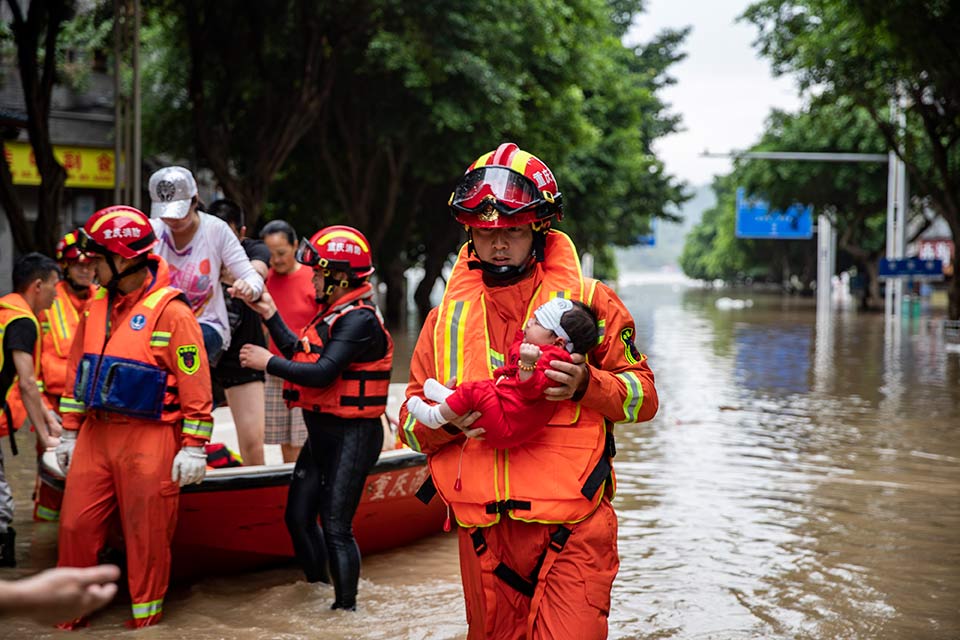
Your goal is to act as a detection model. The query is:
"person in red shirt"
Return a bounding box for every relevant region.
[407,298,598,449]
[54,206,213,629]
[260,220,319,462]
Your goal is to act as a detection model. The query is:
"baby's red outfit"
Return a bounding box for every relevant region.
[444,331,573,448]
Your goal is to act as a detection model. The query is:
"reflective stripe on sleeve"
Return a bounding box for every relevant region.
[402,414,422,453]
[59,397,86,414]
[182,419,213,439]
[150,331,171,347]
[616,371,644,422]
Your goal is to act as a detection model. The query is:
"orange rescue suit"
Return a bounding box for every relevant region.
[281,283,394,419]
[39,280,96,401]
[56,256,213,629]
[399,231,658,639]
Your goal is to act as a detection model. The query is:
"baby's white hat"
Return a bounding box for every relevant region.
[533,298,574,352]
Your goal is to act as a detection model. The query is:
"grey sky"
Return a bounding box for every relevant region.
[626,0,802,188]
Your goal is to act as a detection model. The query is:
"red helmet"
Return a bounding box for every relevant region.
[449,142,563,228]
[79,205,157,260]
[296,225,374,279]
[55,229,87,263]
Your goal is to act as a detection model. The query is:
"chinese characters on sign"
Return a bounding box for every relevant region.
[3,141,115,189]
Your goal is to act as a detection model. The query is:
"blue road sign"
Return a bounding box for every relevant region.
[878,257,944,280]
[735,188,814,239]
[636,218,656,247]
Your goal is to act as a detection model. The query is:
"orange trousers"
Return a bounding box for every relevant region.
[57,418,180,628]
[457,499,619,640]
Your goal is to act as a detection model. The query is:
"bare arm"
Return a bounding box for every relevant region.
[13,350,60,447]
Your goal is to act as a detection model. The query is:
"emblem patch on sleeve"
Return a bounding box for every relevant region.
[176,344,201,375]
[619,328,641,365]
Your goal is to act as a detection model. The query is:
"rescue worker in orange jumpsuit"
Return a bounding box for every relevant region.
[237,225,392,611]
[399,143,659,640]
[54,205,213,629]
[40,231,98,412]
[0,253,62,567]
[30,231,98,523]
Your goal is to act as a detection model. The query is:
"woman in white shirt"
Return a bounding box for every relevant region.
[147,166,264,366]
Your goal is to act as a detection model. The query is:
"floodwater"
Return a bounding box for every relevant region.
[2,274,959,639]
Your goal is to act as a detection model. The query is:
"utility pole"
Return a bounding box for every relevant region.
[113,0,142,209]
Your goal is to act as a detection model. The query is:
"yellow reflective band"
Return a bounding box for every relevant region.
[472,151,494,169]
[94,288,108,300]
[59,398,86,414]
[509,150,533,175]
[488,348,504,370]
[597,319,606,344]
[35,505,59,521]
[150,331,171,347]
[131,598,163,619]
[443,300,470,386]
[402,414,422,453]
[143,288,170,309]
[182,419,213,439]
[616,371,644,422]
[36,380,45,392]
[89,209,141,233]
[314,229,370,252]
[40,322,51,331]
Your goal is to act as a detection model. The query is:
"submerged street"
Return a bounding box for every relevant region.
[2,275,958,639]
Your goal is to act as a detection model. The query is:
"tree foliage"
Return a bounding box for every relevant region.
[742,0,960,317]
[141,0,688,322]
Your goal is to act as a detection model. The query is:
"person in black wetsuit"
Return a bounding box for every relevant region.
[235,225,393,611]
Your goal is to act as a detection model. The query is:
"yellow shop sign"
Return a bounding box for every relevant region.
[3,141,115,189]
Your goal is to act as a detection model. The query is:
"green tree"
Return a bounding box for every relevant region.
[736,100,896,308]
[743,0,960,317]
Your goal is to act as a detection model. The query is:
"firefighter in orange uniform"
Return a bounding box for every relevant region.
[28,231,98,523]
[40,231,97,410]
[399,143,659,639]
[54,205,213,629]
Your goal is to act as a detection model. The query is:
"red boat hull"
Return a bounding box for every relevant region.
[38,449,446,580]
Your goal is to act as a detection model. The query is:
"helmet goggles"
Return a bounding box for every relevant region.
[76,228,109,257]
[450,166,558,220]
[295,241,350,275]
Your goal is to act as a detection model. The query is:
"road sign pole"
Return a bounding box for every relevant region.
[817,214,836,312]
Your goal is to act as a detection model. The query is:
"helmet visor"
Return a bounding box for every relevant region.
[451,167,543,215]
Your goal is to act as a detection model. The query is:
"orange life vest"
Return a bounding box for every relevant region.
[0,292,41,437]
[39,280,94,398]
[72,284,186,423]
[281,284,394,418]
[428,230,610,528]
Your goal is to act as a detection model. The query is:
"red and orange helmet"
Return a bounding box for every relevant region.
[449,142,563,229]
[79,205,157,260]
[55,230,87,263]
[296,225,374,279]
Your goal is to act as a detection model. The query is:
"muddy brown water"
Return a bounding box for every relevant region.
[2,275,958,639]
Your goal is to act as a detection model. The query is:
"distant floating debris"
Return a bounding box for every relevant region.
[715,297,754,310]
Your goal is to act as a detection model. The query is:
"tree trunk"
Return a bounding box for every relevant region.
[6,0,69,254]
[0,153,32,252]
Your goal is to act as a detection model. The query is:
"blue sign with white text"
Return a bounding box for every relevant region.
[878,257,944,280]
[636,218,656,247]
[735,188,814,239]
